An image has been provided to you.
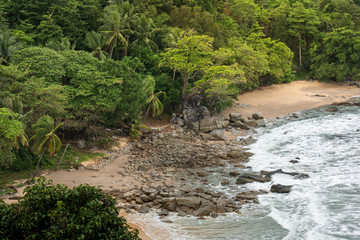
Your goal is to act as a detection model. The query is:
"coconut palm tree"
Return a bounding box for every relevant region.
[120,2,138,56]
[143,76,165,118]
[131,16,158,52]
[84,31,107,60]
[0,27,22,64]
[99,6,127,59]
[30,115,63,174]
[46,37,75,51]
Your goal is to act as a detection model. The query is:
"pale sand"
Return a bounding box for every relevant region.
[222,80,360,119]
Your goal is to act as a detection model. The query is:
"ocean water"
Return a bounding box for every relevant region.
[129,105,360,240]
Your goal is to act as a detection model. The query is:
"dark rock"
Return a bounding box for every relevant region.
[211,212,219,218]
[236,177,255,185]
[325,106,338,112]
[289,160,299,164]
[229,172,240,176]
[270,184,292,193]
[221,179,230,185]
[252,112,264,120]
[266,169,309,179]
[140,195,150,203]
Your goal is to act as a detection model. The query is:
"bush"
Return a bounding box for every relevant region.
[0,178,139,240]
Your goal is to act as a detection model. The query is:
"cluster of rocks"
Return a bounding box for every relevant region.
[125,131,255,172]
[171,95,266,135]
[109,183,266,218]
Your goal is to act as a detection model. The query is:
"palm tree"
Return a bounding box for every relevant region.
[120,2,138,56]
[99,6,128,59]
[84,31,107,61]
[46,37,75,51]
[30,115,63,175]
[131,16,158,52]
[143,76,165,118]
[0,27,22,64]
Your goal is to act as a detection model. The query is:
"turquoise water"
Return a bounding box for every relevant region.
[130,105,360,240]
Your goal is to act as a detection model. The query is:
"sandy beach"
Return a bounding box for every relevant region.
[2,80,359,240]
[222,80,360,119]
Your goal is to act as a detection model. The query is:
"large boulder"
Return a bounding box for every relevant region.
[176,197,202,209]
[194,202,217,217]
[183,106,227,133]
[210,129,226,141]
[229,113,245,123]
[162,198,176,211]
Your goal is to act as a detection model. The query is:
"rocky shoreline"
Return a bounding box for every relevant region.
[102,97,360,221]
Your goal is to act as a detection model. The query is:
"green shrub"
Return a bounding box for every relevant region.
[0,178,139,240]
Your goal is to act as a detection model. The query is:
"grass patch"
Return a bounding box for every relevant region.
[0,169,33,195]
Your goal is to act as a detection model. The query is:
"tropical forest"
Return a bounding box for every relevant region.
[1,0,360,239]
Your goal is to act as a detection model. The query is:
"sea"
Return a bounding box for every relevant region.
[128,102,360,240]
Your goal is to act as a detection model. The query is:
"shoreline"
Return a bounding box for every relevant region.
[2,80,359,240]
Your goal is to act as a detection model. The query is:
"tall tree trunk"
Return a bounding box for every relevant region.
[299,35,302,67]
[33,152,44,177]
[182,72,188,101]
[109,42,114,59]
[124,35,129,56]
[56,144,69,171]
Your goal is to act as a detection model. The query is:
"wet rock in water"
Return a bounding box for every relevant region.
[233,121,250,130]
[177,211,187,217]
[229,171,240,176]
[159,209,170,216]
[236,173,271,185]
[210,129,227,141]
[236,176,255,185]
[289,160,299,164]
[211,212,219,218]
[326,106,338,112]
[252,112,264,120]
[221,179,230,185]
[266,169,309,179]
[229,113,245,123]
[138,205,150,213]
[294,173,310,179]
[270,184,292,193]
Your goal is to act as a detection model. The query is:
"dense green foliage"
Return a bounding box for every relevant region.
[1,0,360,171]
[0,178,139,239]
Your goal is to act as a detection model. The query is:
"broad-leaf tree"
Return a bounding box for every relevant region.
[160,30,213,101]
